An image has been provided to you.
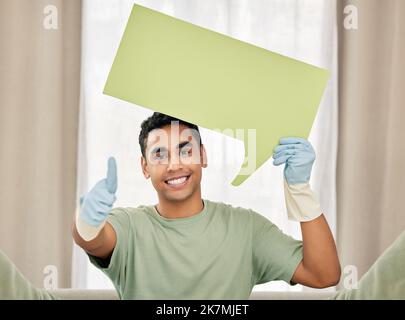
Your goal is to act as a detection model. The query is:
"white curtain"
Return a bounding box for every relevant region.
[72,0,337,293]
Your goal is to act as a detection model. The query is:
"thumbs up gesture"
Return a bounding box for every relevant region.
[79,157,118,227]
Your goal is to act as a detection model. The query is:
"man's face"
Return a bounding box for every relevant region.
[141,123,207,203]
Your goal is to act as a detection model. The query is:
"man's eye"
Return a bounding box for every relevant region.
[154,151,168,159]
[180,148,192,157]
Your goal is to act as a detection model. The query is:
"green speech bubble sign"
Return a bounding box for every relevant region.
[104,4,329,186]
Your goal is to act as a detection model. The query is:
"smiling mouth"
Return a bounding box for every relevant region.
[164,175,191,186]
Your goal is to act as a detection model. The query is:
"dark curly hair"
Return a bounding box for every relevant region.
[139,112,202,158]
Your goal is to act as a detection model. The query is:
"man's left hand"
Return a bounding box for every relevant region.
[272,137,316,185]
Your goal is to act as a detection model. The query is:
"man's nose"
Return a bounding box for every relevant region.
[167,153,183,171]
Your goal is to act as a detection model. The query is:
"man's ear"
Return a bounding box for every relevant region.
[141,156,150,178]
[200,144,208,168]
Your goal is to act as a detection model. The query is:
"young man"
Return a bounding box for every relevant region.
[72,112,341,299]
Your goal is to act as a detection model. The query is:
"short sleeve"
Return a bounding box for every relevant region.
[251,210,303,285]
[87,208,131,291]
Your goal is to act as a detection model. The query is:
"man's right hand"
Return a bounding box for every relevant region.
[79,157,118,227]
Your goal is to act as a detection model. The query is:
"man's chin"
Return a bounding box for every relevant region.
[162,191,194,202]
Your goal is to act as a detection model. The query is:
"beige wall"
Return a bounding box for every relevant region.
[0,0,81,288]
[337,0,405,281]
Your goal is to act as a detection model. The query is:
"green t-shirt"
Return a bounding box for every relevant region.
[89,199,303,299]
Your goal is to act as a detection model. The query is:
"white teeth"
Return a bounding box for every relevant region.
[167,176,188,185]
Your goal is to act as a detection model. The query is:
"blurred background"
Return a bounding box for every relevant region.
[0,0,404,294]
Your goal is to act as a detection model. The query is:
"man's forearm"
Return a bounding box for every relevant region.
[300,214,341,286]
[72,217,117,260]
[272,137,341,287]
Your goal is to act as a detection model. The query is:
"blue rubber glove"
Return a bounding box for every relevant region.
[79,157,118,227]
[272,137,316,185]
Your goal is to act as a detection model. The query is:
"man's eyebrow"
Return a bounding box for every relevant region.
[177,141,193,149]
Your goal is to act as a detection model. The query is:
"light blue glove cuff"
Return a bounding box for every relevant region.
[75,202,106,241]
[284,178,323,222]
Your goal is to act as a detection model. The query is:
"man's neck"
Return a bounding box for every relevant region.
[156,192,204,219]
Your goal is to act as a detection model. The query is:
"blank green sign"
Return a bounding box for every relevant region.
[104,4,329,186]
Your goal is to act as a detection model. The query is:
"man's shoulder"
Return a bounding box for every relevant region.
[206,199,271,224]
[205,199,255,218]
[108,205,154,222]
